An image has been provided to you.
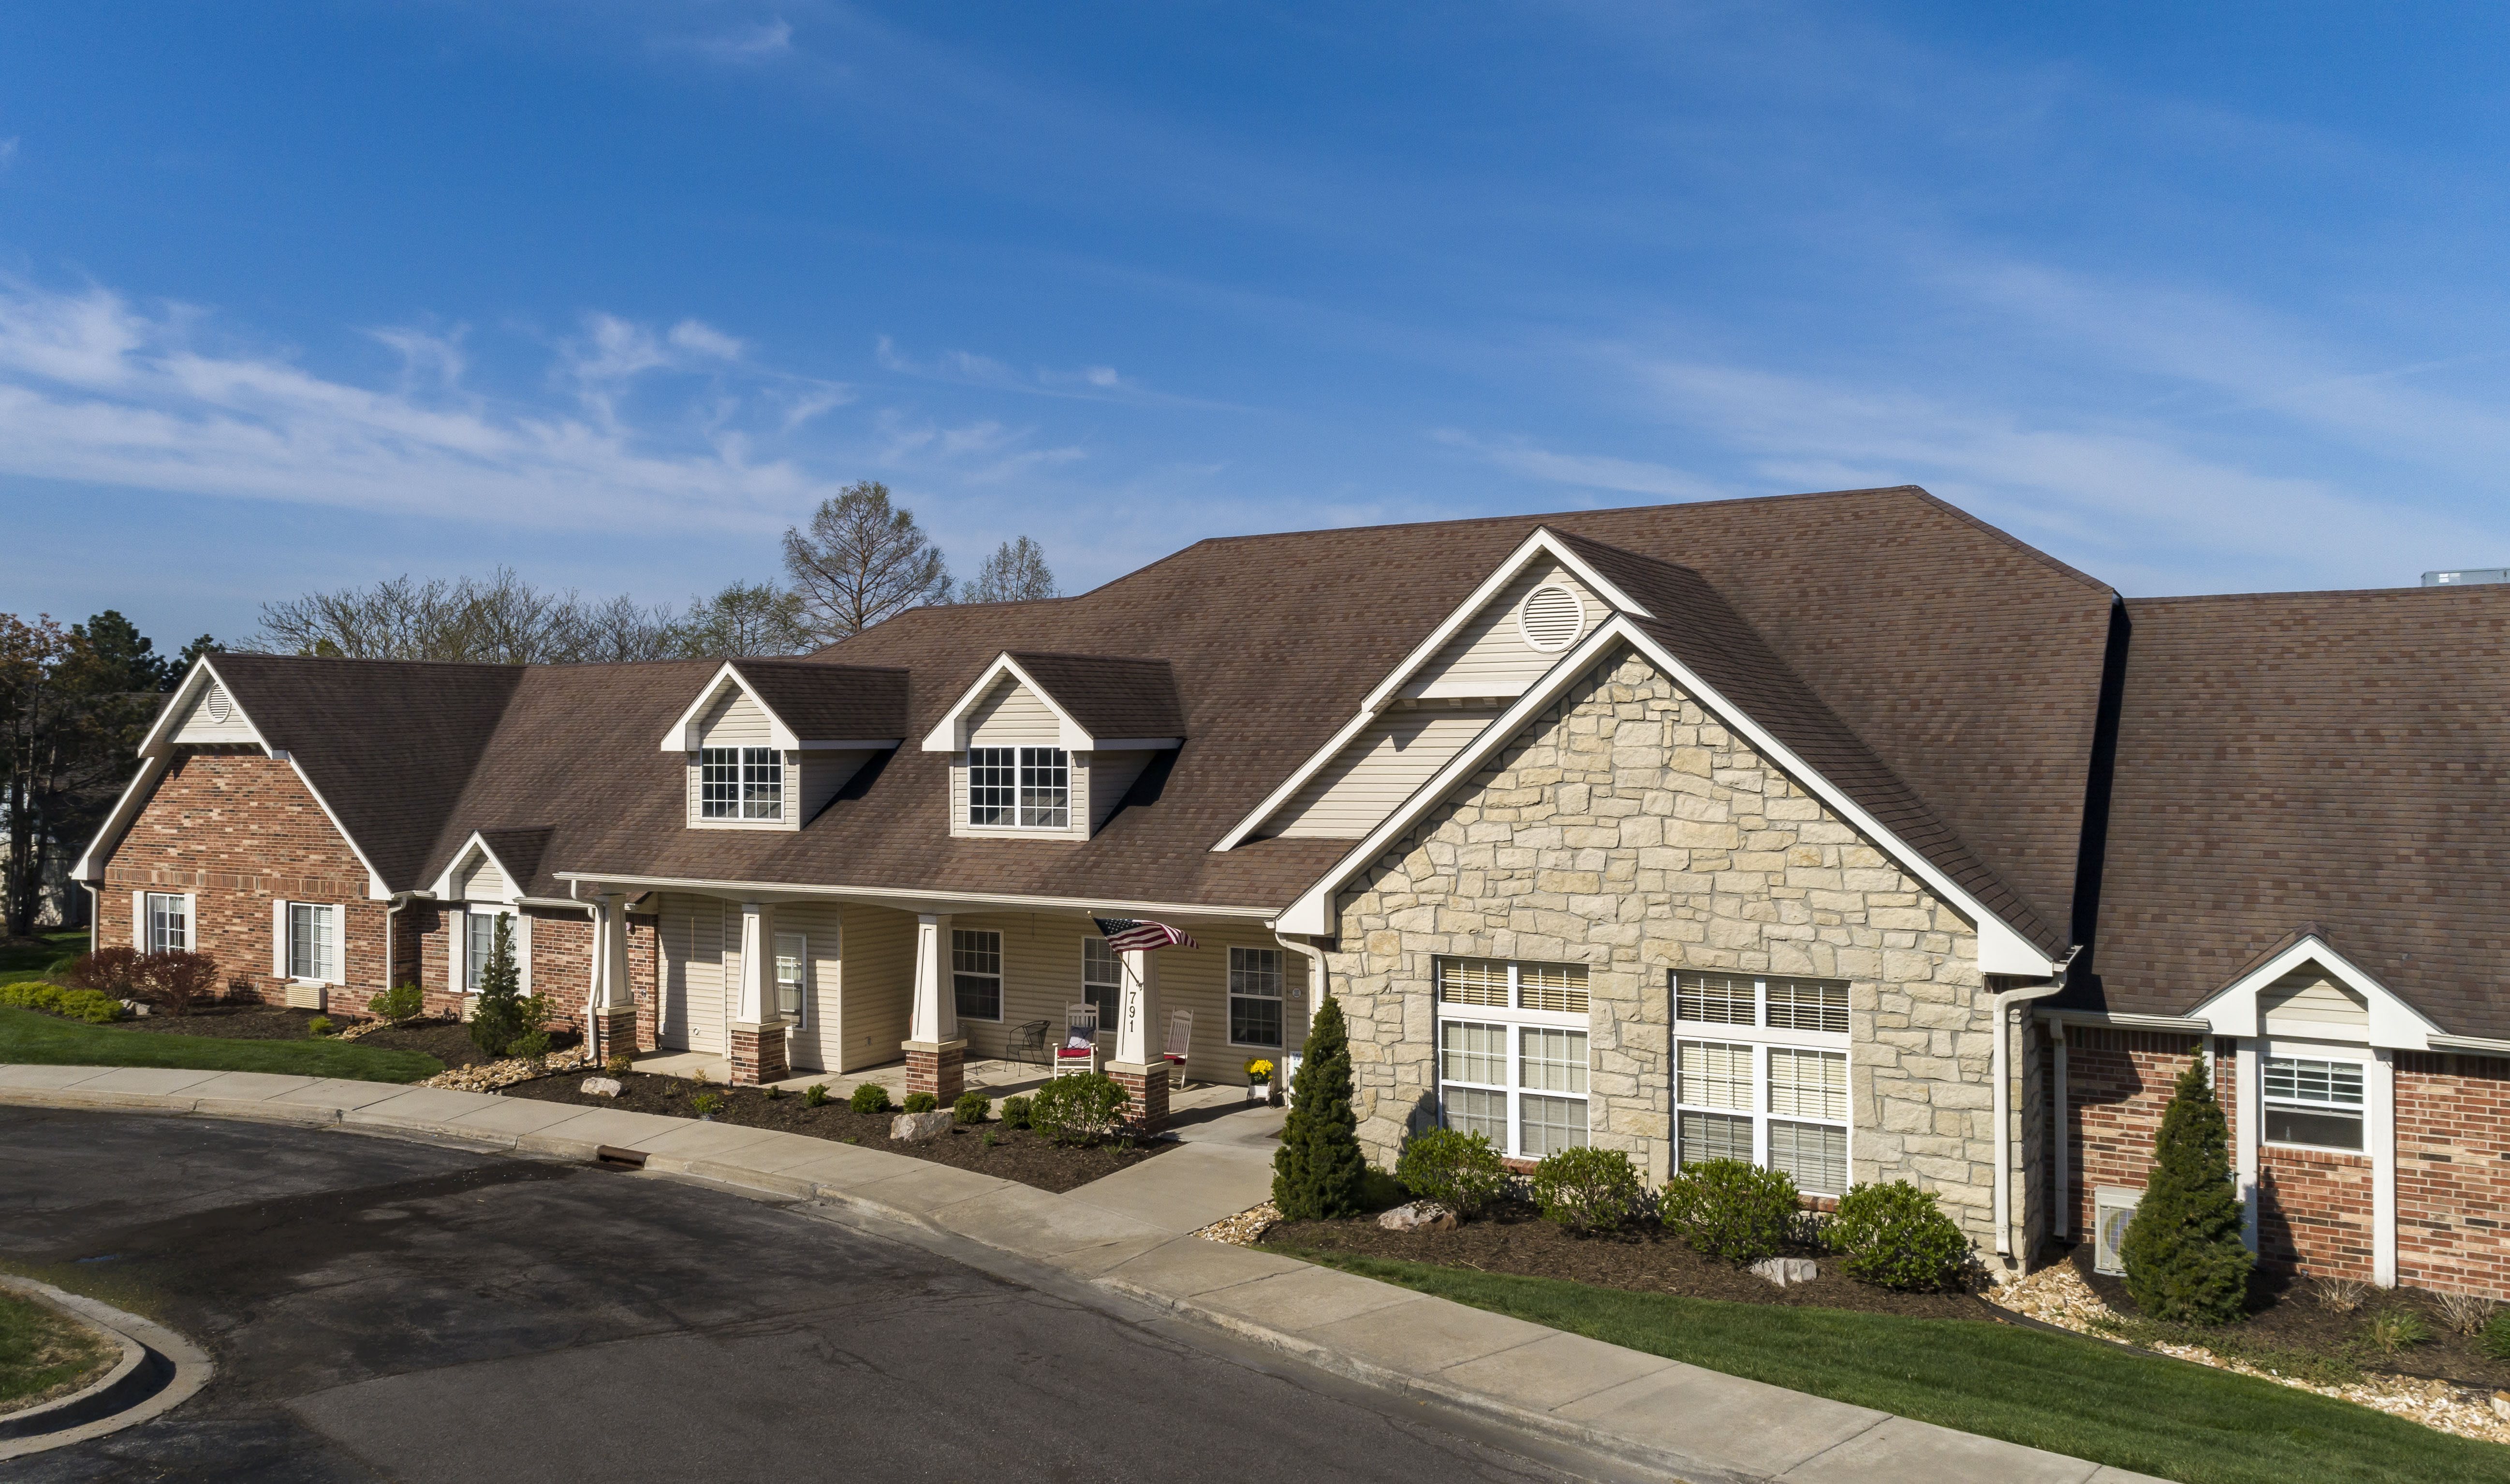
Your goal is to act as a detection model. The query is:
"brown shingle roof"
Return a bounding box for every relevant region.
[2090,585,2510,1038]
[1003,653,1186,739]
[726,660,910,741]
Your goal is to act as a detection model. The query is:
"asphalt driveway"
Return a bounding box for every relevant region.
[0,1107,1594,1483]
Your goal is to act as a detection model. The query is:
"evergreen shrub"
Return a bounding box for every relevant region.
[1826,1180,1970,1290]
[803,1083,831,1108]
[902,1091,939,1114]
[305,1016,334,1038]
[1030,1072,1130,1144]
[1530,1146,1645,1234]
[1273,996,1369,1219]
[2120,1057,2253,1324]
[1661,1158,1800,1264]
[0,982,124,1024]
[849,1082,892,1114]
[467,917,526,1056]
[368,982,425,1023]
[1395,1127,1509,1217]
[1000,1095,1034,1129]
[953,1091,990,1125]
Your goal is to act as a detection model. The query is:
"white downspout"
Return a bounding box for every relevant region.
[1274,929,1327,1048]
[1992,950,2075,1260]
[382,892,418,1013]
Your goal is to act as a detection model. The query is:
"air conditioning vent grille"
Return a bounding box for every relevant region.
[1517,584,1587,653]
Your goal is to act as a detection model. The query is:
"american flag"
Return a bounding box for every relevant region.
[1093,917,1198,953]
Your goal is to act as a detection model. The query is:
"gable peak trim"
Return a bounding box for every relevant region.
[2186,933,2442,1050]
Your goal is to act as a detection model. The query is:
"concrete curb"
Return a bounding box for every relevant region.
[0,1274,214,1461]
[0,1066,2166,1484]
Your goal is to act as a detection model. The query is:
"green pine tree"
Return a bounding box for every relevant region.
[1272,995,1369,1219]
[2120,1054,2254,1324]
[468,916,527,1057]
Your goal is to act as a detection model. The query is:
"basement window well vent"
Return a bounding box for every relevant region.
[1517,584,1587,653]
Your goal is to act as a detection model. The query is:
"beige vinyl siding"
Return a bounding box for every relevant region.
[968,677,1061,745]
[696,685,775,746]
[1403,562,1601,700]
[2260,967,2370,1034]
[453,852,510,902]
[1085,750,1157,830]
[168,680,259,743]
[659,892,727,1054]
[776,900,845,1072]
[1270,708,1502,838]
[838,905,916,1072]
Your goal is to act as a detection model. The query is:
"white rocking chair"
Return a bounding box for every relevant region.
[1162,1008,1194,1090]
[1053,1002,1100,1077]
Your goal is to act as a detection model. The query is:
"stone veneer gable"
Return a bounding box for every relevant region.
[1321,649,2010,1251]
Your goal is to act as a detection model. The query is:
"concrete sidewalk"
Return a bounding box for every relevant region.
[0,1063,2164,1484]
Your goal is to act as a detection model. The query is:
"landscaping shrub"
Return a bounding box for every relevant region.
[1530,1146,1646,1234]
[1030,1072,1130,1145]
[1395,1127,1510,1217]
[2120,1057,2252,1325]
[1826,1180,1971,1291]
[1001,1094,1033,1129]
[130,950,222,1016]
[804,1083,831,1108]
[604,1052,634,1077]
[0,982,124,1024]
[367,981,425,1023]
[508,1030,552,1062]
[2363,1307,2430,1357]
[953,1091,990,1126]
[1660,1158,1800,1264]
[849,1082,891,1114]
[1273,995,1368,1219]
[467,917,526,1056]
[2434,1291,2497,1338]
[63,946,142,1000]
[763,1084,784,1101]
[306,1016,334,1038]
[902,1091,939,1114]
[690,1091,724,1118]
[2481,1308,2510,1361]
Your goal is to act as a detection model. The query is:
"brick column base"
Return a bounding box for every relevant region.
[729,1023,789,1085]
[904,1039,967,1101]
[1107,1060,1171,1133]
[592,1009,638,1065]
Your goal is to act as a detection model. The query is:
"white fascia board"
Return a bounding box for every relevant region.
[1214,526,1654,853]
[657,662,801,753]
[1358,526,1654,715]
[70,752,170,880]
[429,830,523,906]
[550,869,1277,923]
[138,656,268,756]
[1278,614,2060,976]
[2186,935,2440,1050]
[917,652,1099,753]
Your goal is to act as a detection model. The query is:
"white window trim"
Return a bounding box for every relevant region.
[952,928,1004,1023]
[964,746,1073,832]
[2259,1041,2371,1154]
[1433,958,1593,1159]
[138,890,195,954]
[455,906,527,996]
[1082,936,1122,1026]
[1673,973,1852,1196]
[1226,945,1289,1051]
[773,930,808,1028]
[275,900,345,987]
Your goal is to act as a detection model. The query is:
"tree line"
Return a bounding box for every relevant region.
[0,481,1055,937]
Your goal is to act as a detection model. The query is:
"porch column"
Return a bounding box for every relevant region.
[904,912,964,1100]
[728,900,788,1085]
[587,892,637,1064]
[1105,947,1169,1131]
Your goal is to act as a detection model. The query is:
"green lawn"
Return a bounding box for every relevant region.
[0,1004,441,1082]
[0,930,87,986]
[0,1287,113,1412]
[1273,1246,2510,1484]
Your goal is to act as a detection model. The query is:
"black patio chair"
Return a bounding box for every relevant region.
[1007,1018,1052,1068]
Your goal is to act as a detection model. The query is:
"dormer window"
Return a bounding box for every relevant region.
[701,746,783,821]
[969,746,1070,828]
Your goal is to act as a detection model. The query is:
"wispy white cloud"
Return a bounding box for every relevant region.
[660,17,795,66]
[875,334,1248,411]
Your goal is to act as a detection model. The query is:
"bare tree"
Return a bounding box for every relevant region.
[253,569,676,664]
[955,537,1059,604]
[671,581,813,658]
[780,481,950,642]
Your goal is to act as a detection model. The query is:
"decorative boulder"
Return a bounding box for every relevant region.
[890,1109,956,1143]
[1377,1200,1458,1233]
[1749,1256,1819,1287]
[580,1077,624,1098]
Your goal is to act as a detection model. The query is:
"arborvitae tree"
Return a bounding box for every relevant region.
[468,916,526,1057]
[2120,1054,2254,1324]
[1272,995,1369,1219]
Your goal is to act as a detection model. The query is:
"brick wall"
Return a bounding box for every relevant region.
[2056,1028,2217,1240]
[2396,1052,2510,1296]
[98,752,384,1009]
[2257,1144,2374,1281]
[407,900,660,1047]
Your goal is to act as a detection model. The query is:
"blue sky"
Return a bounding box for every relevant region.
[6,2,2510,648]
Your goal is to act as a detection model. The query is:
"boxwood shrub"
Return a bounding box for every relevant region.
[1660,1158,1800,1264]
[1395,1127,1510,1217]
[1029,1072,1130,1145]
[1530,1146,1645,1234]
[0,982,124,1024]
[849,1082,892,1114]
[1826,1179,1971,1290]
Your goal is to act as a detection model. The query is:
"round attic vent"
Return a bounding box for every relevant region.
[1516,584,1587,653]
[204,683,232,723]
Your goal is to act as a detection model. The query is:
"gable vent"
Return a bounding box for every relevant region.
[204,683,232,723]
[1516,584,1587,653]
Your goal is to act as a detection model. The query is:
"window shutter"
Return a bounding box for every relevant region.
[132,891,146,951]
[450,907,467,993]
[180,893,197,953]
[272,899,290,978]
[516,912,532,994]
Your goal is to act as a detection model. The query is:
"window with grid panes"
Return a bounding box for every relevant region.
[968,747,1014,824]
[739,747,783,820]
[699,747,741,818]
[1017,747,1070,827]
[1228,946,1284,1047]
[1433,956,1591,1158]
[1081,936,1122,1026]
[774,932,807,1022]
[145,892,189,954]
[1673,972,1852,1194]
[288,903,336,982]
[952,929,1002,1020]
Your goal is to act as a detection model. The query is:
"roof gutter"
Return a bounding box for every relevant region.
[1992,949,2078,1260]
[551,871,1279,923]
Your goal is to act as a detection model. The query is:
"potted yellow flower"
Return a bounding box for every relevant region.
[1244,1058,1275,1104]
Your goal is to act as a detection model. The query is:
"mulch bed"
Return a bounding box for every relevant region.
[114,1007,573,1070]
[1262,1207,1997,1320]
[501,1069,1172,1194]
[2067,1244,2510,1390]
